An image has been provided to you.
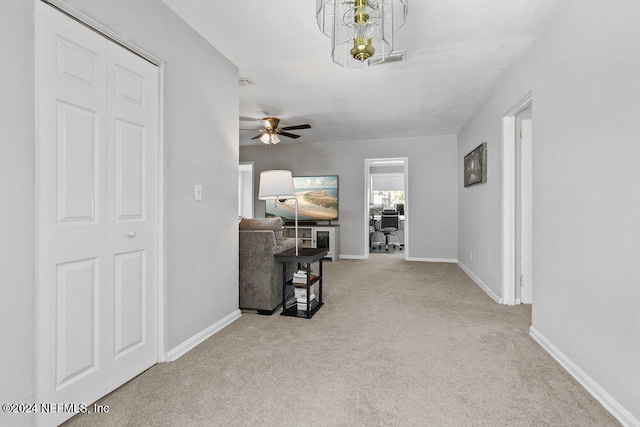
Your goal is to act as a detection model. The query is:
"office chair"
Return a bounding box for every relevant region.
[380,209,398,229]
[380,210,402,251]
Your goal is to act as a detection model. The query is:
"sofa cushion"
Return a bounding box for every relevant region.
[239,217,284,244]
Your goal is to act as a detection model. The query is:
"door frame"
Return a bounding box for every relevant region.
[238,162,254,218]
[34,0,167,411]
[501,92,532,305]
[364,158,409,260]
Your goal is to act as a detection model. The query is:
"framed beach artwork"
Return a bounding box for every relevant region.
[265,175,339,221]
[464,143,487,187]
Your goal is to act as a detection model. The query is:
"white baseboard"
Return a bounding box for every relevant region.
[166,309,241,361]
[339,254,367,260]
[529,327,639,427]
[457,261,501,304]
[406,257,458,263]
[340,255,458,262]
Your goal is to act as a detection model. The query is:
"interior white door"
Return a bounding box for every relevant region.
[36,3,159,425]
[104,34,159,391]
[520,119,533,304]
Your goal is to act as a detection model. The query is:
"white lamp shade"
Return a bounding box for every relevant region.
[258,170,296,200]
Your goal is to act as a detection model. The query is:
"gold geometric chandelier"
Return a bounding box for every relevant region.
[316,0,408,67]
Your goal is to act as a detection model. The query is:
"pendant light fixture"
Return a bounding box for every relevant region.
[316,0,408,67]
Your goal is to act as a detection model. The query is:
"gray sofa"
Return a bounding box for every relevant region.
[239,218,296,314]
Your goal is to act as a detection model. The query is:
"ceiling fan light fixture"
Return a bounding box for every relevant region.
[249,116,311,147]
[260,132,281,145]
[316,0,408,68]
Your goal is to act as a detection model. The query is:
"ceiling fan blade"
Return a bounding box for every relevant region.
[250,134,264,140]
[280,124,311,131]
[278,131,301,139]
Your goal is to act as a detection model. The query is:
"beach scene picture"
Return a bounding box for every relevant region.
[265,175,338,221]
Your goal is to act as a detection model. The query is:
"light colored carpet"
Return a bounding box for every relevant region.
[65,254,619,426]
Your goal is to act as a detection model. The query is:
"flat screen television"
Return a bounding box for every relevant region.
[265,175,338,222]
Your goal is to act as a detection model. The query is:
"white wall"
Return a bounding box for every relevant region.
[0,2,238,424]
[240,135,458,260]
[458,0,640,422]
[0,4,36,425]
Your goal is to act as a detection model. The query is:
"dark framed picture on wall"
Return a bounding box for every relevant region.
[464,142,487,187]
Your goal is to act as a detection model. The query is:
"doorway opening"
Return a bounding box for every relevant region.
[364,158,409,259]
[502,93,533,305]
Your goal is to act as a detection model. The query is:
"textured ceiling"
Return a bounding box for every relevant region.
[161,0,567,146]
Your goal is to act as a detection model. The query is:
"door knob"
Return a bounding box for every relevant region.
[128,230,136,238]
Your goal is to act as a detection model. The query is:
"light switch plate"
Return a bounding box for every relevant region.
[194,184,203,201]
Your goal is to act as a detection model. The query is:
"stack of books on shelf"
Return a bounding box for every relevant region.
[292,269,319,312]
[292,269,315,285]
[294,287,318,312]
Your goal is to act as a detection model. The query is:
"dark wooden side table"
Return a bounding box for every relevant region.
[275,247,328,319]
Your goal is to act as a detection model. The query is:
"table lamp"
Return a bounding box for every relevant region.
[258,170,299,255]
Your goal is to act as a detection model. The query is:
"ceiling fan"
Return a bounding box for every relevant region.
[249,117,311,145]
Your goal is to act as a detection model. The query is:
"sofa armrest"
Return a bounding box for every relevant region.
[239,230,280,312]
[238,232,302,312]
[239,230,277,273]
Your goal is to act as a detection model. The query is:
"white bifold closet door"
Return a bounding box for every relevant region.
[36,2,159,425]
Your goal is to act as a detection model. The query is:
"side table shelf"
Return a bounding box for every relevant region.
[274,247,328,319]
